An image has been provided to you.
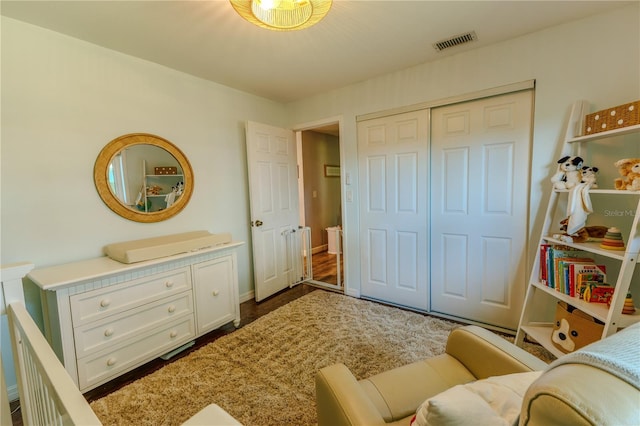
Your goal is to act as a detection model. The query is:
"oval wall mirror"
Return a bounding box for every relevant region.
[94,133,194,223]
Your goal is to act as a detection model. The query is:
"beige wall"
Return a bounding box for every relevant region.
[1,17,288,293]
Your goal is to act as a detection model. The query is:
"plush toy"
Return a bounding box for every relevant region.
[146,185,162,195]
[552,218,608,244]
[614,158,640,191]
[580,166,599,188]
[551,156,584,189]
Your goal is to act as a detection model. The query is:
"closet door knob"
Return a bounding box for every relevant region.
[212,290,220,297]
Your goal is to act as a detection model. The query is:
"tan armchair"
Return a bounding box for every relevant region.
[316,324,640,426]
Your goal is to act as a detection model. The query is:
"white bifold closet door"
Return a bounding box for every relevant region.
[430,90,533,330]
[357,110,430,310]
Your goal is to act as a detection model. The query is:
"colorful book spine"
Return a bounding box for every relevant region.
[546,246,591,290]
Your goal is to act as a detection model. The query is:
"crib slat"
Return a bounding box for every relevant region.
[8,303,102,425]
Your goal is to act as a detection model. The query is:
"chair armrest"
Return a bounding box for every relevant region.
[315,363,386,426]
[446,326,548,379]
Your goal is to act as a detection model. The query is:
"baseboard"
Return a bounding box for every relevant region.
[239,290,255,303]
[311,245,327,254]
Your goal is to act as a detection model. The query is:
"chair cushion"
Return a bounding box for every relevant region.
[359,354,476,422]
[411,371,542,426]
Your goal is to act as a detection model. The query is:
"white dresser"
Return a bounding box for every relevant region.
[28,242,243,392]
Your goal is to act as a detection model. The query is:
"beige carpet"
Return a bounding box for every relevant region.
[90,290,553,425]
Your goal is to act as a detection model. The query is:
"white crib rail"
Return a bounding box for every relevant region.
[8,302,102,425]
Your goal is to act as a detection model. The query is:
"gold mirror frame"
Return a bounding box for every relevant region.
[94,133,193,223]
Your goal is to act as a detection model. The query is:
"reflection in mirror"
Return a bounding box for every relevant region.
[108,144,184,213]
[94,133,193,223]
[108,151,129,204]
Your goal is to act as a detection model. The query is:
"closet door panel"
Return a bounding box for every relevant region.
[431,90,533,330]
[358,110,429,310]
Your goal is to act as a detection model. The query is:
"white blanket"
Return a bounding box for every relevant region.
[566,183,593,235]
[547,322,640,390]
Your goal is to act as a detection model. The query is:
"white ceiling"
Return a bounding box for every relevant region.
[1,1,633,103]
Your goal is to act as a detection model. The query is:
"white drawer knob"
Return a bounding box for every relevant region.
[165,281,174,288]
[100,299,111,308]
[106,357,117,366]
[212,290,220,297]
[168,305,176,313]
[104,328,114,337]
[170,331,178,338]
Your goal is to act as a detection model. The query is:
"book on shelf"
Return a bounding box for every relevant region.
[555,257,593,295]
[543,245,591,290]
[569,263,606,297]
[539,244,551,285]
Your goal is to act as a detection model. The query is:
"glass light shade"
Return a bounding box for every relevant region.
[230,0,332,31]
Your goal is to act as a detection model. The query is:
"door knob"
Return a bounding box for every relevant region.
[254,220,263,227]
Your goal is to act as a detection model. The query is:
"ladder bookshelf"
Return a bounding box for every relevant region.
[515,100,640,359]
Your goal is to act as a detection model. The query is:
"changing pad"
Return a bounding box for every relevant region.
[104,231,232,264]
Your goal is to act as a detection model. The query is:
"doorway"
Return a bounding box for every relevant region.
[297,123,344,290]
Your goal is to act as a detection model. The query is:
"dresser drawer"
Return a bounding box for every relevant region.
[70,267,191,326]
[74,291,193,359]
[77,315,196,390]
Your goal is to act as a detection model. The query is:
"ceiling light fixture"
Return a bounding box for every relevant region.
[230,0,332,31]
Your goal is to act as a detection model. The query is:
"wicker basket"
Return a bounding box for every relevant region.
[584,100,640,135]
[154,166,178,175]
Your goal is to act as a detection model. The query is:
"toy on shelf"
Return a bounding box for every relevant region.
[622,293,636,315]
[551,156,584,190]
[580,166,599,188]
[614,158,640,191]
[553,218,608,244]
[599,227,626,251]
[146,185,162,195]
[580,282,614,304]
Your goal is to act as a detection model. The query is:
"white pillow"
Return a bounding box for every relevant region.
[411,371,542,426]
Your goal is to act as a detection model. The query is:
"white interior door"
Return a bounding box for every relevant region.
[357,110,429,310]
[430,90,533,330]
[246,121,300,301]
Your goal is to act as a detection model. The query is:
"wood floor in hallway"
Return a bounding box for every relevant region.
[310,249,343,286]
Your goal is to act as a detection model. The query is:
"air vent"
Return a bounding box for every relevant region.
[433,31,477,52]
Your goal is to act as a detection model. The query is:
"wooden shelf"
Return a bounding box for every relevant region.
[520,324,566,359]
[567,124,640,143]
[542,237,635,261]
[542,236,638,262]
[516,100,640,354]
[554,188,640,195]
[530,281,639,326]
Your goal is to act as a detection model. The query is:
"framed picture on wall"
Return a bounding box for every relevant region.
[324,165,340,177]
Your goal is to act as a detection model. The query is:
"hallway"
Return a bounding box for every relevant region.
[310,250,343,286]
